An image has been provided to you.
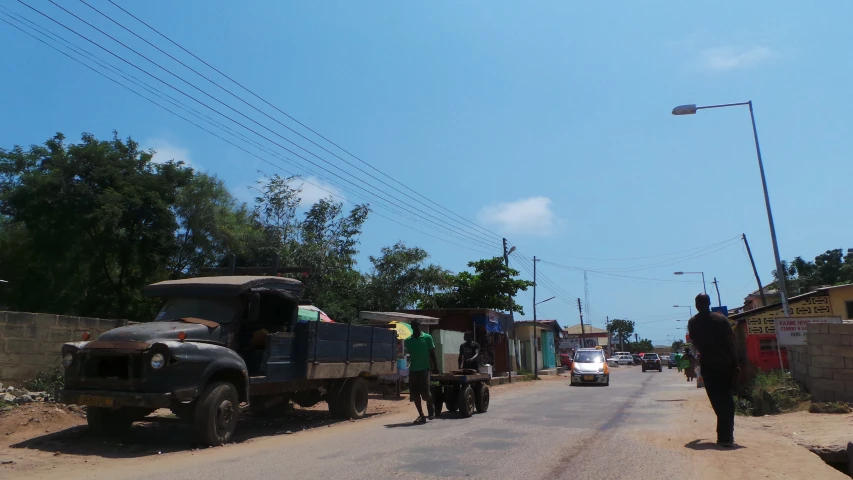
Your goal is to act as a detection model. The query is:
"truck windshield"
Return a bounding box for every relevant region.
[155,297,238,324]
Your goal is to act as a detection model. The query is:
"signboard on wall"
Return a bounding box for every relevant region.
[775,316,841,346]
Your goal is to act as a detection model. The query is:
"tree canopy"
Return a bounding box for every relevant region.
[775,248,853,295]
[606,319,635,346]
[433,257,533,314]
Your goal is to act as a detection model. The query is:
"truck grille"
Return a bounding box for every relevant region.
[80,354,144,380]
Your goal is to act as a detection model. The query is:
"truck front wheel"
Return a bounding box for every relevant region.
[194,381,239,446]
[340,377,368,419]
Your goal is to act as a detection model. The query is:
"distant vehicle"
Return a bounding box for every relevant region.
[605,357,618,366]
[642,353,663,372]
[614,351,630,357]
[660,355,670,364]
[616,355,634,366]
[570,348,609,386]
[668,353,680,369]
[631,354,642,365]
[560,353,573,369]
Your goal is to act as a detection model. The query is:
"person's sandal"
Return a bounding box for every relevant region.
[413,416,427,425]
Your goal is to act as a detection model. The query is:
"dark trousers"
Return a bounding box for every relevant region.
[701,365,735,443]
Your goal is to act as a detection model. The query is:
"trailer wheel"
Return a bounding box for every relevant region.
[340,377,369,419]
[431,385,444,417]
[474,384,490,413]
[444,386,459,412]
[458,385,475,418]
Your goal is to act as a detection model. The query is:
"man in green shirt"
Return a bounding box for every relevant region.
[404,320,439,424]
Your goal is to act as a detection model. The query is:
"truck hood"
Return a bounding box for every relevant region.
[96,321,223,345]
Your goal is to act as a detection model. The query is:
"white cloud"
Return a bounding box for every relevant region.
[294,176,344,206]
[146,138,193,167]
[698,46,776,72]
[478,196,561,236]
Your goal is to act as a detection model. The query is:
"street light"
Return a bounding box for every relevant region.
[673,271,706,294]
[672,101,790,323]
[673,304,693,319]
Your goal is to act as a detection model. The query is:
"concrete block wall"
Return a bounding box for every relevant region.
[0,311,128,384]
[788,322,853,402]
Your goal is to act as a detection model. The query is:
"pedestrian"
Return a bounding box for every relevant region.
[404,320,439,424]
[687,293,739,448]
[683,348,696,382]
[458,331,480,371]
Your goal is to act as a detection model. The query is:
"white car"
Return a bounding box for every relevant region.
[616,355,634,365]
[606,357,619,366]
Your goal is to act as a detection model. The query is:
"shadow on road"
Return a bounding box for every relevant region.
[9,408,380,459]
[684,439,745,451]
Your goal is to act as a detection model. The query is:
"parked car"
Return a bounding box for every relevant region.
[616,355,634,366]
[560,353,573,369]
[570,348,610,386]
[59,275,397,446]
[668,353,680,369]
[631,354,642,365]
[660,355,670,365]
[641,353,663,372]
[606,356,619,366]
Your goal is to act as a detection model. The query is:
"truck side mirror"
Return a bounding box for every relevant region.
[248,293,261,321]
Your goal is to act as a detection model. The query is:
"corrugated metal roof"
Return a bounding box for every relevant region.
[562,323,607,335]
[144,275,303,298]
[731,283,853,319]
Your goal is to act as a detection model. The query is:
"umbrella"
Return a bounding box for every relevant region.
[389,321,413,340]
[297,305,335,323]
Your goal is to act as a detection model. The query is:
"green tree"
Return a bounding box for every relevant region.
[0,132,192,320]
[434,257,533,314]
[774,248,853,295]
[361,242,453,312]
[169,172,259,278]
[627,338,654,353]
[607,319,635,347]
[671,339,685,352]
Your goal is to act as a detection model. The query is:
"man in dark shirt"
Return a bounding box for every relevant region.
[687,293,739,447]
[458,332,480,370]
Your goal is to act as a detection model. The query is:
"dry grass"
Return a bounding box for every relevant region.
[808,402,852,414]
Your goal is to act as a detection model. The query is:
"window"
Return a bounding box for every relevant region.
[846,301,853,320]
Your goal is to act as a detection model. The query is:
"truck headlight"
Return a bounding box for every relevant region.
[150,353,165,369]
[62,352,74,368]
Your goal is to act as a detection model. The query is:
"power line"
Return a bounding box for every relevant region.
[103,0,504,243]
[19,1,498,251]
[78,0,504,244]
[0,10,499,257]
[12,1,500,251]
[511,235,741,263]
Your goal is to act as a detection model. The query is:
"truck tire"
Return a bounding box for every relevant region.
[458,385,475,418]
[340,377,368,420]
[87,407,135,434]
[194,381,239,446]
[327,381,345,418]
[474,384,489,413]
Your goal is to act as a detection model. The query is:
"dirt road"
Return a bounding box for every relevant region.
[0,369,845,479]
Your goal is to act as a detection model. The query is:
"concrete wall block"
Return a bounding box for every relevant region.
[830,323,853,335]
[810,388,831,402]
[811,355,846,369]
[48,328,74,342]
[808,344,828,356]
[843,334,853,346]
[4,312,36,326]
[76,317,101,330]
[810,334,842,346]
[810,378,846,392]
[845,357,853,369]
[3,339,37,354]
[98,318,123,331]
[0,364,43,381]
[832,391,853,403]
[830,345,853,358]
[0,311,6,324]
[834,370,853,382]
[809,365,829,379]
[0,324,35,339]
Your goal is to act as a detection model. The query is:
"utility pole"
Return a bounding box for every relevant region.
[711,277,722,307]
[584,271,590,328]
[742,233,767,306]
[502,238,515,383]
[577,298,586,349]
[606,316,610,355]
[533,256,539,379]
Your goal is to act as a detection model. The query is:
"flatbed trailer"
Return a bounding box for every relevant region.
[429,370,490,418]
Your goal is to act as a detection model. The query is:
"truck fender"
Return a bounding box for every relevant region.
[196,348,250,405]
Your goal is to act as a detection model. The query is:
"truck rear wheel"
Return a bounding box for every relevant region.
[444,386,459,412]
[474,384,490,413]
[458,385,475,418]
[340,377,368,419]
[194,381,239,446]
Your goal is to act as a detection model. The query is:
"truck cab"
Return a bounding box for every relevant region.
[59,276,395,445]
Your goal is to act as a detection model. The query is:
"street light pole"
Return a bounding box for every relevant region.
[672,101,790,320]
[502,238,516,383]
[673,304,693,319]
[674,271,706,294]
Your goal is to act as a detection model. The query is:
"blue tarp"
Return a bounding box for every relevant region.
[473,314,503,333]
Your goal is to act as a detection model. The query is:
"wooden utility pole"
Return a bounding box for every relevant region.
[577,298,586,348]
[742,233,767,306]
[502,238,514,383]
[711,277,722,307]
[532,256,539,379]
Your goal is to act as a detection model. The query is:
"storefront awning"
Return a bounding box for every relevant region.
[359,311,440,325]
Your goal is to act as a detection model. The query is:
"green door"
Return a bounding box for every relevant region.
[542,331,556,368]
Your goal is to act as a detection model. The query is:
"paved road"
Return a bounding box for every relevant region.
[57,366,703,480]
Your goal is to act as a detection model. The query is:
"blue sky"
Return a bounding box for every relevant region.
[1,1,851,344]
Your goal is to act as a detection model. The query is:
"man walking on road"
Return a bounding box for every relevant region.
[687,293,739,447]
[404,320,439,424]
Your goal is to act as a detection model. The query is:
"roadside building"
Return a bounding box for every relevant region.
[403,308,515,377]
[728,284,853,372]
[514,320,563,373]
[560,324,609,353]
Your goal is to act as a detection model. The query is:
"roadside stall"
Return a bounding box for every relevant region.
[358,311,440,398]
